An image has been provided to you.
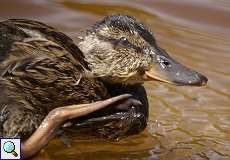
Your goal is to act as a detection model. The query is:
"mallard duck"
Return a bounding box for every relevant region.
[0,14,207,158]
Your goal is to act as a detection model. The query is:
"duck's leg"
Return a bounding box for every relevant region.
[22,94,137,159]
[71,84,148,139]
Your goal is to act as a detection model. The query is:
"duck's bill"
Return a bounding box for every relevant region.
[143,47,208,86]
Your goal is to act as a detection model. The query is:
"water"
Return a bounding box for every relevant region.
[1,0,230,159]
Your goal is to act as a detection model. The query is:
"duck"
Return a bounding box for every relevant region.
[0,14,207,158]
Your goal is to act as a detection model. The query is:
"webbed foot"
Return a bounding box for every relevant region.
[72,97,145,139]
[21,94,132,159]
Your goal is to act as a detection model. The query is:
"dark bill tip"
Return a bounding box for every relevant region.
[189,73,208,86]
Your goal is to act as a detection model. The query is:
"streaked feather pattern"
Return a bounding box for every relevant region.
[0,19,109,139]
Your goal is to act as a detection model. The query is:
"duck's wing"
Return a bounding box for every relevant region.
[0,19,89,70]
[0,19,92,111]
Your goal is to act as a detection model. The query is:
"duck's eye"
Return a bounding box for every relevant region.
[119,37,129,44]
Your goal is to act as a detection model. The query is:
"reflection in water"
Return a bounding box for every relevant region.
[1,0,230,160]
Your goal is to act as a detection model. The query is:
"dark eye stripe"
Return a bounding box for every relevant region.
[97,34,142,53]
[121,39,142,52]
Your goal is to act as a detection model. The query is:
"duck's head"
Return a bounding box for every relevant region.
[78,14,208,86]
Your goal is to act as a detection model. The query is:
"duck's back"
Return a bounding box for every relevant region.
[0,19,87,67]
[0,19,108,139]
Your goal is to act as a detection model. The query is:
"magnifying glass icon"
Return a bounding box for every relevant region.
[3,141,18,157]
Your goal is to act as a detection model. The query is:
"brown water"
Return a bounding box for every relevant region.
[1,0,230,159]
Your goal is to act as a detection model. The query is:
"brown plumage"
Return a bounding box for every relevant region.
[0,19,110,140]
[0,14,207,143]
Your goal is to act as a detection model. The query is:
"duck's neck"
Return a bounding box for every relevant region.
[77,36,122,83]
